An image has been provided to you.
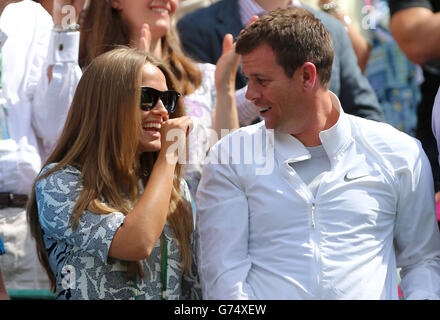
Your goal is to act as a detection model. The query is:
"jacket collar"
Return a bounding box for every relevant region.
[273,91,353,165]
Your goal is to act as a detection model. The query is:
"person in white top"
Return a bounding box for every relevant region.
[0,0,82,291]
[432,86,440,163]
[196,7,440,299]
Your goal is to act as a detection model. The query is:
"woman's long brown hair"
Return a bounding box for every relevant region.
[27,47,194,292]
[79,0,202,96]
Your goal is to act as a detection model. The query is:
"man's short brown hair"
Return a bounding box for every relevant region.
[236,7,334,88]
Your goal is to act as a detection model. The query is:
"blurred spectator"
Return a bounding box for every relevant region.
[0,0,81,291]
[318,0,371,73]
[389,0,440,192]
[176,0,214,19]
[363,0,421,136]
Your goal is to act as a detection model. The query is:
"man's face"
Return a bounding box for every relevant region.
[242,44,309,136]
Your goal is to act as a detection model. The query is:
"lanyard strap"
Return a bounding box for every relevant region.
[161,232,168,300]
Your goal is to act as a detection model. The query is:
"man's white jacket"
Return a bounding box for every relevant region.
[196,99,440,300]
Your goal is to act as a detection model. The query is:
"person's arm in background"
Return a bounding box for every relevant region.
[32,0,84,156]
[389,5,440,65]
[212,34,240,137]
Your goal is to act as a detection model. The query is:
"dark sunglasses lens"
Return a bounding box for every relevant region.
[140,88,158,111]
[161,91,180,114]
[140,87,180,113]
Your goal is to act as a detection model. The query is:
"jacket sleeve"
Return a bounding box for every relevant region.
[31,30,82,153]
[394,139,440,299]
[195,144,257,299]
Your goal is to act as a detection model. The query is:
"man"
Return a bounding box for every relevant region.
[177,0,384,124]
[389,0,440,194]
[0,0,82,291]
[196,8,440,299]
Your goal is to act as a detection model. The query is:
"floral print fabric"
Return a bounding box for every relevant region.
[35,163,201,300]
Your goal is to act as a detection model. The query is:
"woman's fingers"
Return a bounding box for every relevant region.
[138,24,151,52]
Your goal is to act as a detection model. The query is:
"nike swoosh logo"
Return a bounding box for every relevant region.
[344,173,369,182]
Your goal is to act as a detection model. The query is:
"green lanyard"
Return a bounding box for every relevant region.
[133,231,168,300]
[160,232,168,300]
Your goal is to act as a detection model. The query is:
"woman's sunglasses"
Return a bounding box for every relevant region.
[140,86,181,114]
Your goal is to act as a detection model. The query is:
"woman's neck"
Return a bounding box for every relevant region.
[148,38,163,59]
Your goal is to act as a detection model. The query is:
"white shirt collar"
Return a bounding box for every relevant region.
[273,92,352,165]
[238,0,302,26]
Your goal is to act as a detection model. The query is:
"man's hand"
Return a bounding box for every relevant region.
[159,116,193,165]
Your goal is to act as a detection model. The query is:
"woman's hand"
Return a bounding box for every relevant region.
[159,116,193,165]
[215,34,240,95]
[138,23,152,52]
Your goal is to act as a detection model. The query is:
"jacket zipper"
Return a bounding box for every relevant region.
[310,201,321,296]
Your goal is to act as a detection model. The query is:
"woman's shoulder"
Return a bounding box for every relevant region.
[40,163,80,175]
[38,163,82,189]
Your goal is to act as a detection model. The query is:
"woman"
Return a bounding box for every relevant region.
[78,0,240,196]
[27,47,200,300]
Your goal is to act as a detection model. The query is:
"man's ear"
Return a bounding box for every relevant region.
[299,62,317,90]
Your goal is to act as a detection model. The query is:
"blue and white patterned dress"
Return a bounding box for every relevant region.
[35,163,201,300]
